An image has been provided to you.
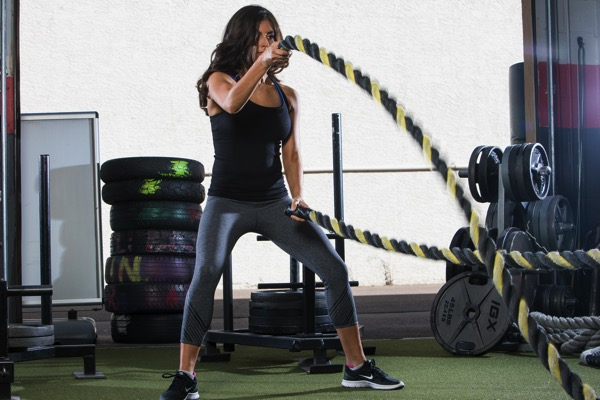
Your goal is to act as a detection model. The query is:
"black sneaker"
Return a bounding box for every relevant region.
[341,359,404,390]
[160,371,199,400]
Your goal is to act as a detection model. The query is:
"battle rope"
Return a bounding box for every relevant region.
[280,34,599,399]
[532,312,600,354]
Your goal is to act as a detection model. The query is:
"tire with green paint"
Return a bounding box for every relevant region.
[109,201,201,231]
[104,254,195,284]
[102,179,205,204]
[100,157,205,183]
[110,229,197,256]
[104,283,189,314]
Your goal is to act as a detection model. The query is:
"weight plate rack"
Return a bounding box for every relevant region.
[440,142,581,355]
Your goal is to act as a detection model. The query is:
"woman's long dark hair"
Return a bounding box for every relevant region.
[197,5,284,115]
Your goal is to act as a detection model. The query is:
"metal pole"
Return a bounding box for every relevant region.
[1,0,7,282]
[332,113,345,260]
[546,0,556,194]
[39,155,52,325]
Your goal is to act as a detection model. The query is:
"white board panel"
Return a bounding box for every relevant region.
[20,112,103,305]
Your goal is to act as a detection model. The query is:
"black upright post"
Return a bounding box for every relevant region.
[39,155,52,325]
[222,254,235,352]
[332,114,345,260]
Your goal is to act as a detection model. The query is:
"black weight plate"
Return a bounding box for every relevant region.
[249,323,335,335]
[8,321,54,338]
[468,145,487,203]
[526,200,544,246]
[514,143,532,202]
[538,195,576,251]
[497,228,535,253]
[446,227,475,281]
[538,196,555,250]
[250,290,326,302]
[501,145,520,201]
[485,204,497,231]
[249,300,327,310]
[430,271,510,356]
[9,335,54,349]
[249,307,329,317]
[496,227,520,251]
[476,146,503,203]
[524,143,550,200]
[249,315,331,327]
[524,201,536,233]
[554,196,576,251]
[485,202,527,231]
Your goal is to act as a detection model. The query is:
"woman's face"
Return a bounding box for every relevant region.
[253,19,276,61]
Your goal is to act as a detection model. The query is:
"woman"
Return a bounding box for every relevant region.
[160,5,404,399]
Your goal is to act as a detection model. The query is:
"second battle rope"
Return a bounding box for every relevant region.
[280,34,598,399]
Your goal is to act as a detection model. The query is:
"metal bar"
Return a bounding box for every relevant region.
[302,265,315,334]
[0,280,7,358]
[289,257,299,291]
[204,329,342,351]
[205,166,462,178]
[39,155,51,325]
[332,113,345,260]
[222,255,233,331]
[546,0,556,194]
[222,254,234,351]
[6,285,52,296]
[1,0,7,282]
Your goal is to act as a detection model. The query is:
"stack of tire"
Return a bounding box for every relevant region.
[100,156,205,343]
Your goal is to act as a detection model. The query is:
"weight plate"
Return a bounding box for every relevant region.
[468,146,502,203]
[536,196,576,251]
[501,145,520,201]
[527,200,543,241]
[497,228,535,253]
[8,321,54,338]
[477,146,502,203]
[496,227,519,251]
[430,271,510,356]
[9,335,54,349]
[248,315,331,327]
[446,227,476,281]
[514,143,532,202]
[523,143,550,200]
[250,300,328,310]
[485,202,527,231]
[250,290,326,302]
[467,146,486,203]
[249,307,329,317]
[538,196,554,250]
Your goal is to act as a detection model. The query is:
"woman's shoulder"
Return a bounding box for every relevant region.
[207,70,238,84]
[278,82,298,103]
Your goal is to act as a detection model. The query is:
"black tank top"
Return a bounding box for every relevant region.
[208,77,292,201]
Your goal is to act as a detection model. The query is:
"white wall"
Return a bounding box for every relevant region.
[18,0,524,289]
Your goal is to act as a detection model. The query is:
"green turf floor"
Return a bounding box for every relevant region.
[9,338,600,399]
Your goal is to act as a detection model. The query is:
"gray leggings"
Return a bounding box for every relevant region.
[181,195,358,345]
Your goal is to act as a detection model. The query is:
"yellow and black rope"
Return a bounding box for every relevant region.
[280,34,599,400]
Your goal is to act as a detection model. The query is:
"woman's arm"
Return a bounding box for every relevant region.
[207,44,289,114]
[281,86,307,221]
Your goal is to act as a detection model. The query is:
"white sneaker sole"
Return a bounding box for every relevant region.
[341,379,405,390]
